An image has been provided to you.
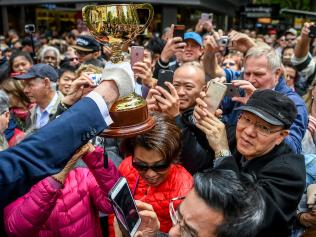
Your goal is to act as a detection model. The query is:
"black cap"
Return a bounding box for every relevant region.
[72,35,100,52]
[14,63,59,82]
[237,89,297,129]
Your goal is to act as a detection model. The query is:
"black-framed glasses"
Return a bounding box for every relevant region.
[132,160,171,172]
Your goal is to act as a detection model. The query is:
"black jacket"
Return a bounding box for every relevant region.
[175,109,214,175]
[215,126,306,237]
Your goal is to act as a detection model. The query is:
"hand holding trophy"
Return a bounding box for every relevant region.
[82,4,155,137]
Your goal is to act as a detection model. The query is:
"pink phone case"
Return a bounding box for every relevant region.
[131,46,144,67]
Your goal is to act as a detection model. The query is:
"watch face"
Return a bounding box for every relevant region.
[215,150,231,158]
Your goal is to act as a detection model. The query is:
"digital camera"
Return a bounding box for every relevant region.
[218,36,230,47]
[25,24,36,34]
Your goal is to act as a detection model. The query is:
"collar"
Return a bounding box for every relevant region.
[36,92,58,114]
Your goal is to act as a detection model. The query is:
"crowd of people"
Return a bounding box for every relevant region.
[1,13,316,237]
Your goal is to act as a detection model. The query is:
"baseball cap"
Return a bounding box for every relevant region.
[286,28,297,37]
[14,63,59,82]
[236,89,297,129]
[184,32,203,47]
[72,35,101,52]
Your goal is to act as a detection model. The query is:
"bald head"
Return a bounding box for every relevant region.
[173,62,206,111]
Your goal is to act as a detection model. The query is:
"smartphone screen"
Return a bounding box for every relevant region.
[224,83,240,98]
[204,81,227,114]
[173,25,185,39]
[130,46,144,67]
[109,177,141,237]
[157,69,174,92]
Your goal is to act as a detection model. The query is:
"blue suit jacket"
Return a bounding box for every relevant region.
[0,97,107,210]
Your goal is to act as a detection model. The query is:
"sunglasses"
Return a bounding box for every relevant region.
[69,57,79,62]
[132,160,171,172]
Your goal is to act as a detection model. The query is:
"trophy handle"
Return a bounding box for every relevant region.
[132,3,154,38]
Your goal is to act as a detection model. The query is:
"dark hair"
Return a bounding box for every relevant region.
[145,36,165,55]
[122,112,181,164]
[281,46,294,56]
[194,169,265,237]
[9,51,33,73]
[58,65,76,78]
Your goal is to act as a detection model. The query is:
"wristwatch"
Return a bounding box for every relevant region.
[215,149,232,159]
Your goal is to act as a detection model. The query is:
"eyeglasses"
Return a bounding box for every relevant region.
[238,113,283,136]
[132,160,171,172]
[285,37,296,42]
[169,196,195,237]
[222,62,236,67]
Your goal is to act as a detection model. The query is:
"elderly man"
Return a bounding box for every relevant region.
[153,30,204,78]
[0,62,134,234]
[194,89,306,237]
[14,63,63,134]
[222,43,307,154]
[147,61,214,174]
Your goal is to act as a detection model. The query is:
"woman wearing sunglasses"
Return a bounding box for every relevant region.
[112,113,193,234]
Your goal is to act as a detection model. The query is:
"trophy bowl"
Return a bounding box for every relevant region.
[82,3,155,138]
[82,4,154,63]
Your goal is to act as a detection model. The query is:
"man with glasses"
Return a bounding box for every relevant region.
[194,89,306,237]
[72,35,104,68]
[128,169,265,237]
[222,44,307,154]
[284,28,297,48]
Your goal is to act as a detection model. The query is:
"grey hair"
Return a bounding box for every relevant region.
[40,46,61,66]
[0,90,10,113]
[245,44,281,71]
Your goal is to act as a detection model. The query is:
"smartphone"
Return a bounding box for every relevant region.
[204,81,227,114]
[89,73,102,86]
[130,46,144,67]
[309,25,316,38]
[200,13,213,22]
[109,177,141,237]
[173,25,185,39]
[157,69,174,92]
[224,83,240,97]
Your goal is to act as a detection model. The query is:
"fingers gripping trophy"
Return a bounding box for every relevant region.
[82,4,155,137]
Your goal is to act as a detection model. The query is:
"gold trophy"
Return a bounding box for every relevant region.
[82,4,155,137]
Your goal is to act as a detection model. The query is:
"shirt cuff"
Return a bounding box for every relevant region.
[292,53,310,65]
[86,91,113,125]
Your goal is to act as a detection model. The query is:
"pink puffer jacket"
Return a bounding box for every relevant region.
[4,147,120,237]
